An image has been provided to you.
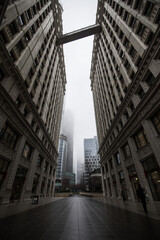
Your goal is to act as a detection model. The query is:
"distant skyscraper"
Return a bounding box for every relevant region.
[56,134,68,180]
[77,161,84,185]
[84,136,100,191]
[62,109,74,173]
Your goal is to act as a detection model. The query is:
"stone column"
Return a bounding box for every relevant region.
[0,113,6,132]
[44,163,50,198]
[112,156,121,198]
[128,136,153,201]
[23,149,39,201]
[37,158,45,197]
[119,147,135,200]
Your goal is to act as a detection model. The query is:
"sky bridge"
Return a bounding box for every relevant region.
[56,24,102,45]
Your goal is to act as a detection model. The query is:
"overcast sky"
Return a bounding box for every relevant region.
[60,0,98,174]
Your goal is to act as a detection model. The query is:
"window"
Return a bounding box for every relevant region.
[144,1,154,17]
[130,17,136,28]
[32,174,39,193]
[37,155,43,168]
[49,166,53,175]
[25,31,30,42]
[137,86,145,99]
[0,123,19,149]
[23,107,28,117]
[152,109,160,134]
[129,101,135,112]
[115,152,121,165]
[16,40,24,53]
[44,161,48,172]
[137,23,145,37]
[18,15,25,26]
[28,68,34,79]
[9,21,18,35]
[15,96,22,108]
[134,128,149,149]
[134,0,141,10]
[109,159,113,169]
[0,66,5,81]
[0,159,10,190]
[41,176,46,194]
[123,143,131,158]
[145,72,155,87]
[22,143,32,159]
[124,110,129,120]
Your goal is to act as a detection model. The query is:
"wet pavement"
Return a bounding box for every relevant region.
[0,195,159,240]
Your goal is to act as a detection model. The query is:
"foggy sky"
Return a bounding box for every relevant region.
[60,0,98,174]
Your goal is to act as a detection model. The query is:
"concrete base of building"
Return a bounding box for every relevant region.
[96,197,160,221]
[0,197,63,219]
[54,192,73,197]
[79,192,103,197]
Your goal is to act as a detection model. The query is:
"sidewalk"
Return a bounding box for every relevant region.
[95,197,160,221]
[0,197,63,219]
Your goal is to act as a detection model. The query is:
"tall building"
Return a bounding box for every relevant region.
[55,134,67,192]
[62,109,74,173]
[56,134,67,180]
[90,0,160,202]
[84,136,100,191]
[0,0,66,205]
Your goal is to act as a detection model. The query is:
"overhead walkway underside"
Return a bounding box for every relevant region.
[56,24,102,45]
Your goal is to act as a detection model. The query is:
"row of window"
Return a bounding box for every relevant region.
[0,122,56,176]
[101,69,156,150]
[104,109,160,173]
[106,0,160,23]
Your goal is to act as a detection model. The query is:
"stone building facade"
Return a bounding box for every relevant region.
[0,0,66,205]
[90,0,160,202]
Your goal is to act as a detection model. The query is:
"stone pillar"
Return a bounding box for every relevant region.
[112,156,121,198]
[101,165,107,196]
[142,119,160,166]
[128,136,153,201]
[108,159,115,198]
[2,135,26,203]
[23,149,39,201]
[37,158,45,196]
[119,147,135,200]
[48,167,54,196]
[0,113,6,132]
[44,162,50,198]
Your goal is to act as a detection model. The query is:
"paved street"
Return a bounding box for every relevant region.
[0,195,159,240]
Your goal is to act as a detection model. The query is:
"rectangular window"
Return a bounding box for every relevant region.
[134,128,149,149]
[16,40,24,53]
[0,159,10,190]
[9,21,18,35]
[0,66,5,81]
[22,143,32,159]
[0,123,19,149]
[115,152,121,165]
[137,87,145,99]
[32,174,39,194]
[15,96,22,108]
[152,109,160,134]
[123,143,131,158]
[37,155,43,168]
[145,72,155,87]
[137,23,145,37]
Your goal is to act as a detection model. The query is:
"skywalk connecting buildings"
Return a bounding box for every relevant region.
[90,0,160,202]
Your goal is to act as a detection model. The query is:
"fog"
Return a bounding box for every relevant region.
[60,0,98,174]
